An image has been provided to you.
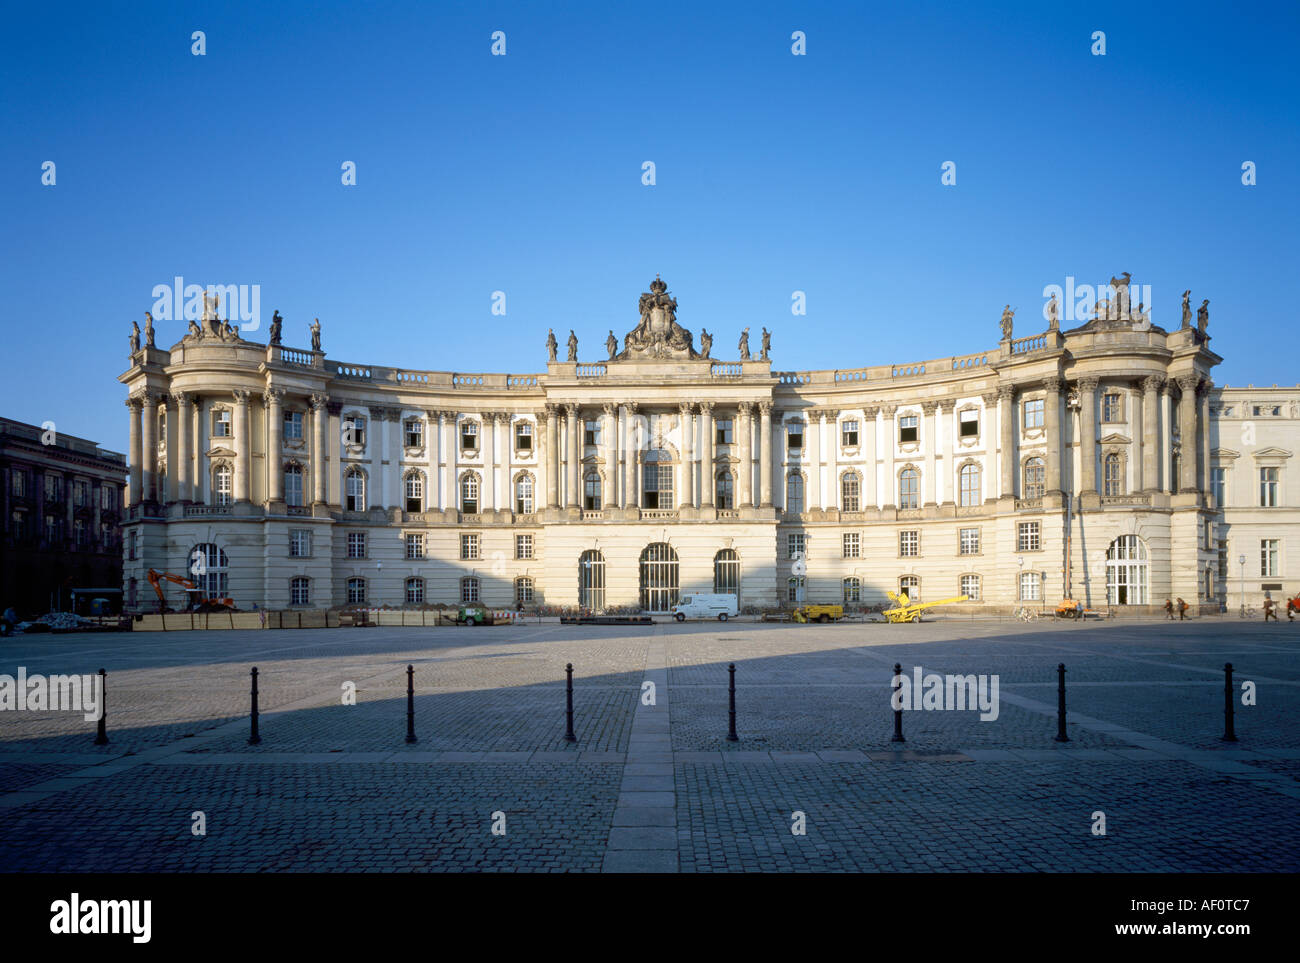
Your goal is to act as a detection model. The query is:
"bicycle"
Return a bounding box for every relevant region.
[1013,606,1038,622]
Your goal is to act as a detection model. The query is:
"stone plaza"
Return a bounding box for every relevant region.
[0,617,1297,873]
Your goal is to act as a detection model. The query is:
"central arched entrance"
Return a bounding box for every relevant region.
[1105,535,1148,605]
[639,542,679,612]
[578,550,605,611]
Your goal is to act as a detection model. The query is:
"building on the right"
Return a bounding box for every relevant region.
[1212,386,1300,614]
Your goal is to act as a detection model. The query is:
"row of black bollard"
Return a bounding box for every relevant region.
[93,668,108,745]
[565,663,577,742]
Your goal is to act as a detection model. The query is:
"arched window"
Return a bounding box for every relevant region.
[404,471,424,513]
[899,575,920,602]
[1023,457,1045,498]
[843,576,861,603]
[284,463,304,507]
[347,577,366,605]
[578,550,605,611]
[405,577,425,604]
[1103,453,1122,496]
[582,471,601,511]
[189,543,229,598]
[460,473,479,514]
[345,468,365,512]
[714,549,740,599]
[639,542,679,612]
[516,473,535,514]
[958,463,981,507]
[290,577,310,606]
[899,468,920,509]
[515,576,534,604]
[213,464,232,508]
[716,471,734,510]
[642,449,673,509]
[460,576,479,603]
[841,471,861,512]
[786,473,804,513]
[787,577,805,603]
[1106,535,1148,605]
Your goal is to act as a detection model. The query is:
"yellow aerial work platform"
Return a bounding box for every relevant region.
[882,592,968,623]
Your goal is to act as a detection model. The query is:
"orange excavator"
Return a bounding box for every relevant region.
[146,569,236,613]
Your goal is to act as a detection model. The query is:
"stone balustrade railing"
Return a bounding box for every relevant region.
[711,362,743,377]
[892,363,926,378]
[575,364,606,378]
[1010,333,1048,354]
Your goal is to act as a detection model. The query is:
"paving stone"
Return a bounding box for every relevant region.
[602,850,678,873]
[607,827,678,850]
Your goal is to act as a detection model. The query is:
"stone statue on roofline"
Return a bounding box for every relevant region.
[606,330,618,360]
[129,321,140,355]
[1046,293,1059,331]
[1000,305,1014,340]
[1197,299,1209,335]
[760,327,771,361]
[1181,290,1192,329]
[738,327,750,361]
[699,328,712,359]
[546,328,558,362]
[144,312,155,348]
[310,318,322,352]
[269,310,283,345]
[567,329,578,362]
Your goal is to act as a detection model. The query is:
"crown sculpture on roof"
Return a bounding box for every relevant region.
[617,276,700,360]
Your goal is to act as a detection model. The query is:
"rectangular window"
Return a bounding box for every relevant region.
[787,425,803,451]
[515,578,534,604]
[10,469,26,498]
[1260,468,1279,507]
[1023,399,1044,429]
[212,409,231,437]
[516,422,533,451]
[347,578,366,605]
[899,530,919,557]
[842,532,860,558]
[347,531,366,558]
[1019,572,1041,601]
[1211,467,1226,507]
[584,419,601,447]
[405,533,424,560]
[642,463,674,510]
[516,533,534,559]
[959,409,979,437]
[345,415,366,447]
[284,468,303,507]
[959,527,980,555]
[73,480,90,508]
[788,533,806,559]
[283,410,304,440]
[289,529,311,557]
[461,421,478,451]
[100,484,116,511]
[127,529,137,560]
[841,420,859,447]
[1018,521,1041,552]
[960,574,980,601]
[1261,539,1279,577]
[1102,393,1122,422]
[44,474,62,502]
[460,533,479,560]
[899,415,918,443]
[73,518,88,547]
[291,578,310,606]
[405,419,423,448]
[716,419,733,445]
[843,578,861,603]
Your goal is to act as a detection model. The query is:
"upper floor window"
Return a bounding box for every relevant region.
[1260,467,1279,507]
[212,408,232,438]
[716,471,734,510]
[343,415,366,447]
[898,468,919,509]
[842,420,859,447]
[716,419,734,445]
[9,469,26,498]
[958,463,981,507]
[345,469,365,512]
[404,419,423,448]
[1103,453,1122,496]
[1261,538,1280,577]
[289,529,311,558]
[642,449,673,510]
[841,471,861,512]
[787,533,806,559]
[584,419,601,447]
[786,474,804,514]
[1102,393,1122,423]
[1023,457,1045,498]
[582,471,600,511]
[460,420,478,452]
[460,534,480,560]
[213,465,232,507]
[899,415,918,444]
[405,472,424,514]
[405,533,424,560]
[786,424,803,451]
[516,534,534,560]
[516,474,535,514]
[284,464,304,507]
[515,422,533,451]
[73,479,90,508]
[1211,467,1227,507]
[100,484,117,511]
[899,530,919,557]
[44,474,62,503]
[460,474,479,514]
[1023,399,1044,429]
[347,531,366,558]
[959,409,979,437]
[283,410,304,441]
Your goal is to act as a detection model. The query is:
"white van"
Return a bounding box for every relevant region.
[672,593,740,622]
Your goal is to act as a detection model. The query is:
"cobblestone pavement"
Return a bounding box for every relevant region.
[0,619,1296,872]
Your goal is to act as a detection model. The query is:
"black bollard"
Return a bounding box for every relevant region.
[248,666,261,745]
[1055,663,1069,742]
[1222,662,1237,742]
[405,664,417,744]
[93,668,108,746]
[727,663,738,742]
[564,663,577,742]
[891,663,905,743]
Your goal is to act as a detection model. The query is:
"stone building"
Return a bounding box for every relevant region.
[0,418,126,617]
[118,276,1281,616]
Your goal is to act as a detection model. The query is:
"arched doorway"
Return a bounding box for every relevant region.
[713,549,740,604]
[639,543,679,612]
[578,550,605,611]
[1106,535,1148,605]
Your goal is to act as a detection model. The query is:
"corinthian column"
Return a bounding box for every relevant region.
[680,403,695,508]
[602,403,618,509]
[699,403,715,508]
[566,404,580,509]
[173,392,193,502]
[1043,378,1062,495]
[1076,377,1099,495]
[1140,377,1162,493]
[863,406,879,509]
[140,393,158,504]
[1177,376,1200,492]
[824,410,839,509]
[543,404,559,509]
[264,388,284,503]
[922,401,938,506]
[126,396,143,506]
[484,413,498,513]
[759,402,774,508]
[737,403,753,508]
[232,389,251,503]
[311,393,328,505]
[806,408,821,511]
[997,385,1015,497]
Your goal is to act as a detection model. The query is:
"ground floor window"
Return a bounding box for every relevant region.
[788,576,805,603]
[899,576,919,602]
[347,577,366,605]
[843,576,861,603]
[714,549,740,599]
[290,577,310,606]
[461,576,479,603]
[579,550,605,610]
[639,542,679,612]
[190,543,229,599]
[960,574,980,601]
[406,577,424,604]
[1106,535,1148,605]
[515,576,534,604]
[1019,572,1041,601]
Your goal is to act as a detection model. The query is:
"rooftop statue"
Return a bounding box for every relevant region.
[738,327,750,361]
[144,311,155,348]
[1109,272,1133,319]
[1181,290,1192,329]
[310,318,322,352]
[129,321,140,355]
[618,276,698,360]
[1197,299,1210,334]
[546,328,558,362]
[1046,293,1059,330]
[699,328,712,359]
[606,330,618,360]
[999,305,1014,340]
[269,310,283,345]
[760,327,771,361]
[567,329,579,362]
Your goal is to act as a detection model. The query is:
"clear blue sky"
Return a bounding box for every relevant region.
[2,0,1296,454]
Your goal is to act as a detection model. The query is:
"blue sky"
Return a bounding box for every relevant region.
[2,0,1297,453]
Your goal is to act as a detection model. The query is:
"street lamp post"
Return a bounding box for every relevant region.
[1238,553,1246,618]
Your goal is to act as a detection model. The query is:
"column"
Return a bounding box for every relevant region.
[679,404,694,508]
[699,403,715,508]
[372,409,388,509]
[126,396,142,506]
[1161,383,1175,494]
[1043,378,1062,495]
[544,404,559,509]
[311,393,328,505]
[174,392,193,502]
[484,413,498,513]
[937,400,954,504]
[626,403,641,510]
[997,385,1015,497]
[441,411,454,510]
[1140,377,1161,493]
[566,404,580,509]
[1076,377,1099,495]
[232,389,251,503]
[194,396,208,503]
[807,408,821,511]
[1198,381,1212,496]
[759,402,774,508]
[264,388,283,503]
[602,403,618,509]
[824,410,839,510]
[163,397,177,504]
[326,402,342,506]
[737,404,753,508]
[922,401,938,506]
[141,393,158,504]
[863,406,879,509]
[1177,376,1199,492]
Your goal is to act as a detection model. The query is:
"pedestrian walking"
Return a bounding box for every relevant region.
[1264,597,1278,621]
[1177,597,1188,620]
[1164,598,1174,621]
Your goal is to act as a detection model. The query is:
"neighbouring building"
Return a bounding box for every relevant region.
[0,417,126,617]
[116,276,1295,616]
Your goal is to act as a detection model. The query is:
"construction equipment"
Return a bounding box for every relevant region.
[792,603,844,623]
[882,592,968,623]
[1055,598,1083,619]
[146,569,236,614]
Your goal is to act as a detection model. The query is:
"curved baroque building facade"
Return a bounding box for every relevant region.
[119,278,1249,615]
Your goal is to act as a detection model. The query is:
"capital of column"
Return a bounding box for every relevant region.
[979,393,997,409]
[310,393,329,411]
[262,387,285,407]
[169,391,191,409]
[698,401,714,415]
[920,400,939,415]
[563,403,578,418]
[1141,375,1165,394]
[880,404,897,418]
[603,402,617,418]
[938,399,956,413]
[1043,377,1063,395]
[737,401,752,416]
[759,402,773,416]
[996,384,1015,402]
[1195,378,1213,397]
[124,395,142,412]
[625,402,639,417]
[679,402,694,417]
[232,388,251,405]
[140,392,159,410]
[863,405,880,418]
[1076,376,1100,393]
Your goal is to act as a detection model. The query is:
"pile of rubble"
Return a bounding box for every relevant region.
[12,611,99,634]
